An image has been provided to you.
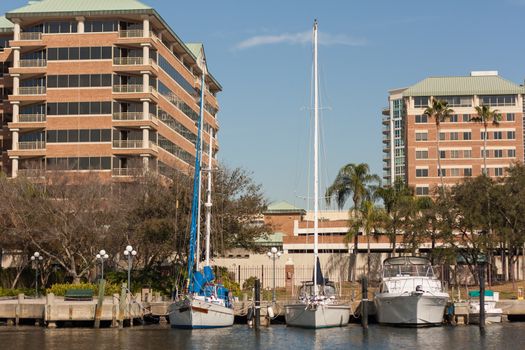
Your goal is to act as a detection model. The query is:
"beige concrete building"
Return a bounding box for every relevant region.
[0,0,220,179]
[382,71,525,194]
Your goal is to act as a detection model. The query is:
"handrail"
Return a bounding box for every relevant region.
[18,114,46,123]
[112,84,144,93]
[119,29,144,38]
[19,32,42,41]
[18,86,46,95]
[112,139,143,148]
[18,141,46,150]
[18,168,45,177]
[19,59,47,67]
[113,57,144,65]
[112,112,143,121]
[112,168,142,176]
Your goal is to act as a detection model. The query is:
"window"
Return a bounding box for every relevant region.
[440,150,446,159]
[416,168,429,177]
[416,150,429,159]
[464,168,472,177]
[463,150,472,158]
[415,115,428,123]
[434,96,472,107]
[415,132,428,141]
[481,131,487,140]
[85,21,118,32]
[416,187,429,196]
[47,46,112,60]
[414,97,429,108]
[450,168,460,177]
[450,132,459,140]
[462,132,471,140]
[481,149,489,158]
[507,131,515,139]
[47,129,110,143]
[494,168,504,176]
[46,101,111,115]
[451,150,461,158]
[449,115,458,122]
[439,132,446,141]
[508,149,516,158]
[159,55,198,97]
[462,114,470,122]
[493,131,502,140]
[506,113,515,122]
[480,95,516,107]
[494,149,503,158]
[438,168,447,177]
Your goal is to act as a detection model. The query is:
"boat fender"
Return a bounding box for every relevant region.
[416,285,423,292]
[247,306,254,321]
[267,306,274,318]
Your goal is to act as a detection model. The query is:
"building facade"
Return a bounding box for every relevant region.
[382,71,525,194]
[0,0,220,179]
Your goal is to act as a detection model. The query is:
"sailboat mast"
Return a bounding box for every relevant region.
[186,72,206,291]
[205,129,214,266]
[313,19,319,294]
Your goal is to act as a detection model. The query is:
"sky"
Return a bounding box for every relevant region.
[2,0,525,210]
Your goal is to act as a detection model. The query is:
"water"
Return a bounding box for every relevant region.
[1,323,524,350]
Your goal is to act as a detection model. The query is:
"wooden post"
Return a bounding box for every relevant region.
[361,276,368,329]
[479,263,485,330]
[118,283,127,328]
[254,279,261,329]
[94,279,106,328]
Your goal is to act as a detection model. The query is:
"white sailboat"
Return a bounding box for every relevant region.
[374,256,449,326]
[284,20,351,329]
[168,69,234,329]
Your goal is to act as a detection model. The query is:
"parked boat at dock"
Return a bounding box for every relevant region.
[374,256,449,326]
[284,20,350,329]
[468,290,502,324]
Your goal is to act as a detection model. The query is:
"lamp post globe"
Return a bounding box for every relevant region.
[267,247,282,303]
[31,252,43,297]
[96,250,108,280]
[123,245,137,294]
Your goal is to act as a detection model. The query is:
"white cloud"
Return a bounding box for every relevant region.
[234,30,366,50]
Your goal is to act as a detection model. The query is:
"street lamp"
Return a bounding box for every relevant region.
[123,245,137,293]
[95,249,109,280]
[267,247,282,303]
[30,252,43,297]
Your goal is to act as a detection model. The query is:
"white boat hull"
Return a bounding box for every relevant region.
[285,303,350,328]
[375,294,448,326]
[168,298,234,329]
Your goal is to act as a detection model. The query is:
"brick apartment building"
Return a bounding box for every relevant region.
[0,0,220,179]
[382,71,525,195]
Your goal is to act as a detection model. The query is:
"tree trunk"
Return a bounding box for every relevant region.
[436,124,445,196]
[367,233,371,282]
[483,122,488,175]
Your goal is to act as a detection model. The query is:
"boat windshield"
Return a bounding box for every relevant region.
[299,282,336,298]
[382,257,435,278]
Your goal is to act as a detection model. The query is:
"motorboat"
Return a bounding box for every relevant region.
[468,290,502,324]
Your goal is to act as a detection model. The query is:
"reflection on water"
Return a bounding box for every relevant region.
[1,323,524,350]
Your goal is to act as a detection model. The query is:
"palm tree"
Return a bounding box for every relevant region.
[471,105,502,176]
[375,177,414,256]
[326,163,380,281]
[423,99,454,194]
[348,200,385,281]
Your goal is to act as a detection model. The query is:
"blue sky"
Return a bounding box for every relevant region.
[2,0,525,209]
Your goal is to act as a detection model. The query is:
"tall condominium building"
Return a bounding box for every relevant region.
[0,0,220,179]
[382,71,524,195]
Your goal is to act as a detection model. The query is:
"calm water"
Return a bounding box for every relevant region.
[1,323,525,350]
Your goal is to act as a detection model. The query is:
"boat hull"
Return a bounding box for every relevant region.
[168,298,234,329]
[285,303,350,328]
[375,294,448,326]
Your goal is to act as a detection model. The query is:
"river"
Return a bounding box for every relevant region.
[1,323,524,349]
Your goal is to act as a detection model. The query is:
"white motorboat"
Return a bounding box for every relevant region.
[468,290,502,324]
[284,20,350,329]
[374,256,449,326]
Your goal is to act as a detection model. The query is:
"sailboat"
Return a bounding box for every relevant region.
[168,68,234,329]
[284,20,351,329]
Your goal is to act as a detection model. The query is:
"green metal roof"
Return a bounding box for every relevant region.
[185,43,203,60]
[0,16,14,32]
[255,232,284,244]
[403,76,525,97]
[8,0,151,15]
[264,201,306,214]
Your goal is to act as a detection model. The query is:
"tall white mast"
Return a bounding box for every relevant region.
[313,19,319,295]
[205,129,214,266]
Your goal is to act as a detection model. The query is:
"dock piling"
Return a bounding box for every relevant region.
[254,278,261,329]
[361,276,368,329]
[479,263,486,330]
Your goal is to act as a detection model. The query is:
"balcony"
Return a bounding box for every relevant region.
[113,57,145,66]
[18,114,46,123]
[118,30,157,39]
[112,168,143,176]
[18,86,46,95]
[19,32,42,41]
[18,141,46,150]
[112,112,157,122]
[113,84,147,93]
[19,59,47,68]
[112,139,144,149]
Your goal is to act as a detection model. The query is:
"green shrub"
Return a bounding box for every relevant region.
[0,287,34,297]
[46,282,122,296]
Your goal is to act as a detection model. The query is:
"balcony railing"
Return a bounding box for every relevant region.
[118,30,157,39]
[18,141,46,150]
[113,57,144,65]
[19,32,42,41]
[18,168,45,177]
[113,84,144,93]
[112,139,144,148]
[18,86,46,95]
[112,112,157,121]
[112,168,142,176]
[18,114,46,123]
[19,59,47,67]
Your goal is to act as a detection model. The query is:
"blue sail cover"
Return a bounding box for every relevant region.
[312,256,326,285]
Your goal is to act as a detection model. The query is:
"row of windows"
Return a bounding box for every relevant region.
[27,21,77,34]
[158,82,200,122]
[158,55,198,97]
[415,113,516,124]
[47,102,112,115]
[413,96,517,108]
[46,129,112,143]
[158,135,195,165]
[481,131,516,140]
[85,21,118,33]
[481,95,516,107]
[418,149,517,159]
[416,168,473,177]
[46,157,112,170]
[158,108,197,145]
[480,149,516,158]
[47,47,112,61]
[431,130,516,141]
[47,74,112,88]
